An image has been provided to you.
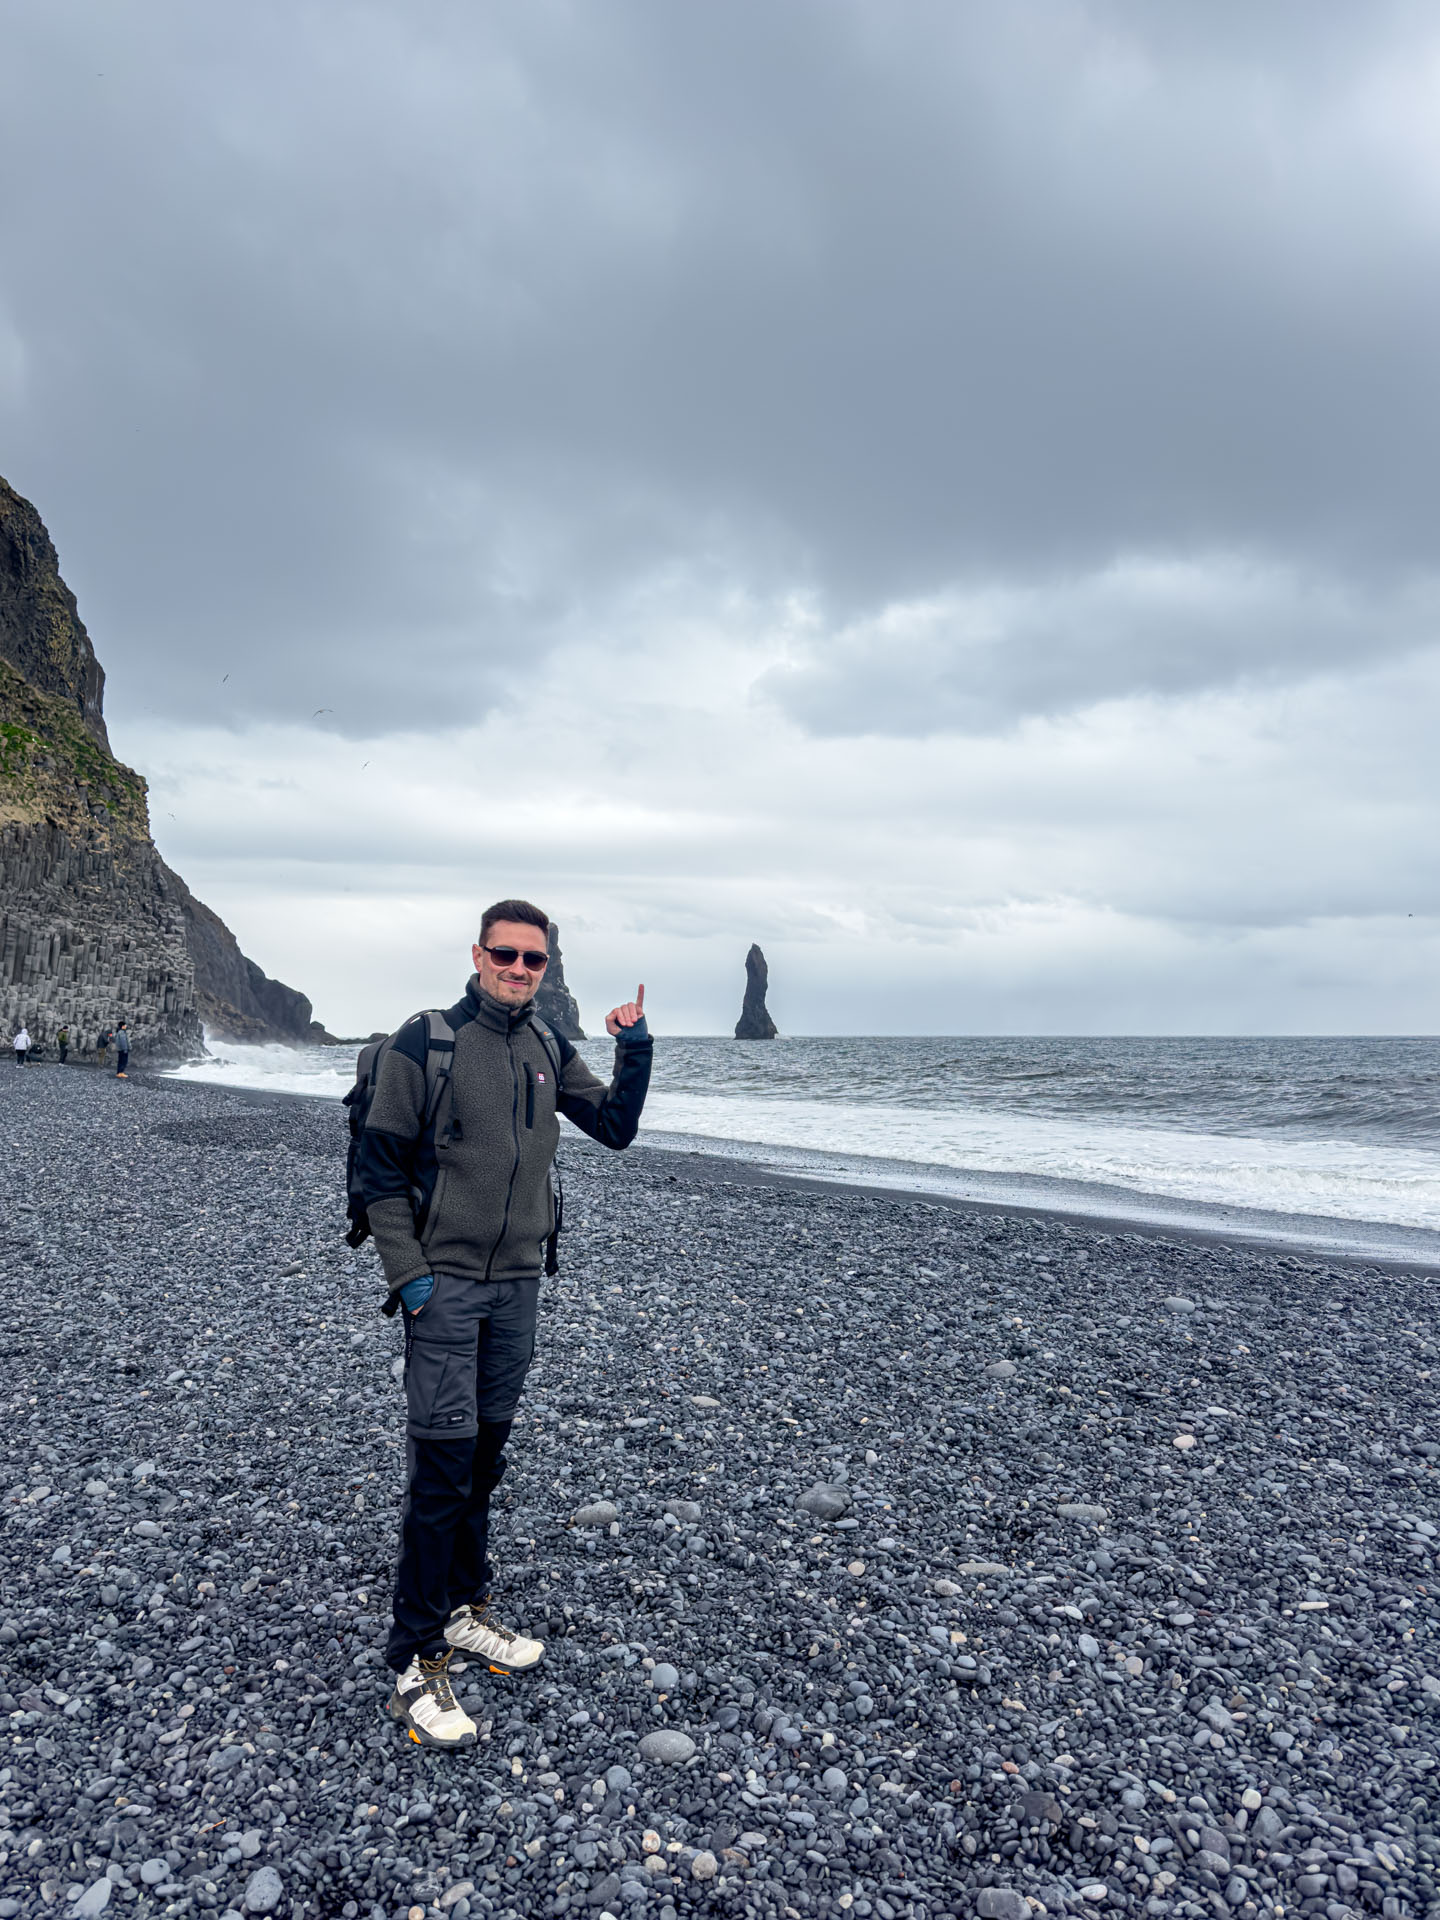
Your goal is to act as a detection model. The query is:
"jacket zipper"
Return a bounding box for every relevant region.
[525,1063,536,1129]
[485,1028,524,1283]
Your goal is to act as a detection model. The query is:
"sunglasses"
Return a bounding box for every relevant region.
[480,943,550,971]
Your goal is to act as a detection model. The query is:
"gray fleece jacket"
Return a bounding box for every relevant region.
[356,976,652,1301]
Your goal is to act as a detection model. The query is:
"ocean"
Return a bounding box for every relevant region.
[165,1032,1440,1263]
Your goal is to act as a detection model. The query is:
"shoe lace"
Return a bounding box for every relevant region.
[472,1604,516,1646]
[418,1653,460,1712]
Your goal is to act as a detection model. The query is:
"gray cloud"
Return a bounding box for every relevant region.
[763,556,1440,735]
[4,0,1440,735]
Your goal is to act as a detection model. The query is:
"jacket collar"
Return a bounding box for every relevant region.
[453,974,537,1036]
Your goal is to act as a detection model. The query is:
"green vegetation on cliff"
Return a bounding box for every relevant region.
[0,655,148,841]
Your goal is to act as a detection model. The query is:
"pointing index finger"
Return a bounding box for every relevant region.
[636,983,645,1011]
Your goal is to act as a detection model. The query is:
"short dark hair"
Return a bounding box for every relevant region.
[479,898,550,945]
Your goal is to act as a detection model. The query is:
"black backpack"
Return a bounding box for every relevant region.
[341,1009,565,1275]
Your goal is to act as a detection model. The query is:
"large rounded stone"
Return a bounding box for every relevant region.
[637,1729,696,1764]
[796,1483,850,1521]
[572,1500,619,1528]
[244,1866,284,1915]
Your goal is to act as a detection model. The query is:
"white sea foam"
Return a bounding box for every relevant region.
[639,1090,1440,1232]
[166,1034,357,1101]
[167,1030,1440,1240]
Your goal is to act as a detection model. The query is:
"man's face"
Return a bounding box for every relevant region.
[472,920,549,1008]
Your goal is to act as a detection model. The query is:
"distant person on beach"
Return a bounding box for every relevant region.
[12,1024,29,1067]
[57,1025,69,1064]
[114,1023,130,1078]
[354,898,651,1749]
[97,1029,111,1067]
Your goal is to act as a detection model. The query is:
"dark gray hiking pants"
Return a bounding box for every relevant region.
[387,1274,540,1668]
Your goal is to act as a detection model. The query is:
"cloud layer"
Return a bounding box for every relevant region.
[3,1,1439,1029]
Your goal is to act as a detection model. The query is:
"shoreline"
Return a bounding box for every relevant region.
[147,1068,1440,1276]
[633,1136,1440,1279]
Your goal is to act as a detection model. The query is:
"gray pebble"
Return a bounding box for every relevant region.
[243,1865,284,1915]
[1163,1295,1196,1312]
[1056,1502,1109,1521]
[977,1890,1029,1920]
[822,1766,848,1797]
[1251,1806,1286,1845]
[1078,1632,1100,1659]
[649,1662,679,1691]
[605,1764,632,1793]
[984,1359,1017,1379]
[71,1883,112,1918]
[637,1729,696,1763]
[795,1482,850,1521]
[573,1500,619,1527]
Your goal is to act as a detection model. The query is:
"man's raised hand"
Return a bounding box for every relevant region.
[605,983,646,1037]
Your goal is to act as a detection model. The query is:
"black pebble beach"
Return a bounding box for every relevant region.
[1,1067,1437,1920]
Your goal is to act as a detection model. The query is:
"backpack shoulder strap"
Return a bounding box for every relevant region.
[528,1015,565,1086]
[420,1009,459,1146]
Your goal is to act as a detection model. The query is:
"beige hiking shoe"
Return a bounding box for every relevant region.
[385,1651,477,1748]
[443,1602,545,1674]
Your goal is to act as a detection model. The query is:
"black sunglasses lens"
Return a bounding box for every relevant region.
[487,946,549,969]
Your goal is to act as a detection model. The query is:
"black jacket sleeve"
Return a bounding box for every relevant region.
[556,1027,653,1148]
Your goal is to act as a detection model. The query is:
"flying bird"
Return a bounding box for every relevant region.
[220,674,229,683]
[313,707,333,717]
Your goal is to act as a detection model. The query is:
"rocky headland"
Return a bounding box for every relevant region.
[0,476,330,1061]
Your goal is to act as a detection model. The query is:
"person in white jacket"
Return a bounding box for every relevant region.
[12,1025,31,1067]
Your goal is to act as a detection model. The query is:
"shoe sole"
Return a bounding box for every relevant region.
[383,1691,477,1749]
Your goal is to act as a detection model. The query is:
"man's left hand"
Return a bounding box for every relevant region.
[605,984,646,1037]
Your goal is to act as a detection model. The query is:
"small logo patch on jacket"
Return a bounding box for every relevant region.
[537,1072,546,1083]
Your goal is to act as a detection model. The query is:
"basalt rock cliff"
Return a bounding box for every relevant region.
[0,475,331,1060]
[734,941,778,1039]
[533,922,585,1040]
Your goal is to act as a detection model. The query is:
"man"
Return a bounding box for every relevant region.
[12,1024,29,1067]
[114,1022,131,1078]
[97,1028,111,1068]
[356,899,652,1749]
[57,1025,70,1065]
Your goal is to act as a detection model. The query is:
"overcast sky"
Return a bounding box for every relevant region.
[4,0,1439,1034]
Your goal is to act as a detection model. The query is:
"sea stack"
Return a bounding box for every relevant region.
[0,473,331,1059]
[734,942,778,1039]
[534,922,584,1039]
